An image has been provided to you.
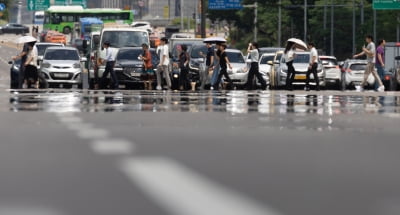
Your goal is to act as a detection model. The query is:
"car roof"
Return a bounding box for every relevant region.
[46,46,78,51]
[320,55,337,59]
[225,49,243,53]
[261,53,276,57]
[35,42,64,46]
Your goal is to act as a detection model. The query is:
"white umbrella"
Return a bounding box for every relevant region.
[16,35,37,44]
[287,38,308,50]
[203,37,227,44]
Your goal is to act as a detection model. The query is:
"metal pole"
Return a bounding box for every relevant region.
[200,0,206,38]
[168,0,171,20]
[353,0,356,55]
[180,0,184,30]
[324,0,327,51]
[278,0,281,47]
[254,1,257,42]
[397,14,400,42]
[330,0,334,56]
[361,0,364,25]
[373,9,376,42]
[17,1,22,24]
[304,0,307,43]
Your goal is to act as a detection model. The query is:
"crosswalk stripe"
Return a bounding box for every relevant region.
[120,157,281,215]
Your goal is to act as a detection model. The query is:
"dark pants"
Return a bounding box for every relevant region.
[100,61,118,89]
[179,67,189,90]
[213,67,232,90]
[246,62,266,90]
[18,64,25,89]
[285,61,296,89]
[306,63,319,88]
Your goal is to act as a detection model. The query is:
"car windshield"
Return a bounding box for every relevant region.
[322,58,338,66]
[226,51,245,63]
[293,54,310,63]
[191,46,208,58]
[117,49,143,61]
[36,44,62,56]
[172,44,194,59]
[45,49,79,60]
[350,63,366,71]
[101,31,149,48]
[260,55,275,64]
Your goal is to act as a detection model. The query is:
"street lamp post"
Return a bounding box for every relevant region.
[304,0,307,43]
[243,1,258,42]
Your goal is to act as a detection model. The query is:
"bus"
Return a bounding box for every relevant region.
[43,6,133,34]
[33,11,45,24]
[78,17,103,40]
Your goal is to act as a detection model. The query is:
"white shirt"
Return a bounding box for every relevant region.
[27,47,38,67]
[249,49,259,62]
[366,42,376,63]
[159,44,170,66]
[105,47,116,62]
[284,49,294,62]
[310,47,318,64]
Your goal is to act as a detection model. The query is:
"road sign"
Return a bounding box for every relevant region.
[373,0,400,10]
[209,0,243,10]
[0,3,5,11]
[54,0,87,8]
[27,0,50,11]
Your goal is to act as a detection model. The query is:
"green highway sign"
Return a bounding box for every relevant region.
[27,0,50,11]
[373,0,400,10]
[54,0,87,8]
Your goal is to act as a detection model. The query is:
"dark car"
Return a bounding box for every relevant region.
[188,44,208,83]
[113,47,159,89]
[8,58,48,89]
[0,23,29,35]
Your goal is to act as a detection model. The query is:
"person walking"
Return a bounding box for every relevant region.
[24,42,39,88]
[140,43,154,90]
[100,41,119,89]
[353,35,385,92]
[245,42,267,90]
[200,42,214,90]
[375,39,386,90]
[213,44,233,90]
[12,43,29,88]
[305,42,320,91]
[210,43,222,90]
[284,42,296,91]
[178,44,190,90]
[156,37,171,90]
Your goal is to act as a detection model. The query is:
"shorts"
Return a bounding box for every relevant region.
[141,69,155,81]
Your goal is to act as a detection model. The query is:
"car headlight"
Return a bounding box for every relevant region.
[281,69,287,73]
[41,63,51,68]
[73,63,81,69]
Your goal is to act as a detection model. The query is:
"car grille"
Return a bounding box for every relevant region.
[53,66,71,69]
[50,72,73,80]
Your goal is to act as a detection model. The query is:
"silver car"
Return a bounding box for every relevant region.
[340,59,374,90]
[276,51,326,88]
[40,47,87,88]
[320,55,341,89]
[226,49,248,86]
[257,53,275,86]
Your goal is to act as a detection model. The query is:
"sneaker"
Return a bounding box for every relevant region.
[377,85,385,92]
[156,85,162,90]
[355,85,363,92]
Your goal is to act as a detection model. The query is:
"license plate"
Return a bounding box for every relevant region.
[54,73,69,78]
[131,72,141,77]
[295,75,306,80]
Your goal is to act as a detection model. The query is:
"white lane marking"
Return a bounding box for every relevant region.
[120,157,281,215]
[90,139,134,155]
[76,128,110,139]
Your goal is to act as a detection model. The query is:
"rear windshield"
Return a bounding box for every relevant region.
[350,63,366,71]
[45,49,79,60]
[190,45,208,58]
[260,55,274,64]
[321,58,338,66]
[36,44,62,56]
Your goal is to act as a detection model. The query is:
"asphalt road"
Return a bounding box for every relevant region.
[1,42,400,215]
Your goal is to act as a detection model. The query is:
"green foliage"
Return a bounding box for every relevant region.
[207,0,400,60]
